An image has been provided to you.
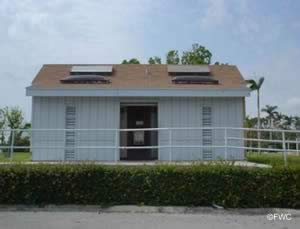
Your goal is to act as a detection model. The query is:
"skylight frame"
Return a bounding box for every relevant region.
[60,75,111,84]
[172,75,218,84]
[167,65,210,75]
[71,65,113,75]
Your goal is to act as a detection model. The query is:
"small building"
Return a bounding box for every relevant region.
[26,64,250,161]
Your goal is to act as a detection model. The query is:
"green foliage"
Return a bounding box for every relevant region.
[181,44,212,64]
[0,107,31,155]
[121,58,140,64]
[0,152,31,162]
[247,152,300,169]
[0,164,299,208]
[0,109,5,146]
[246,77,265,91]
[3,107,24,129]
[214,62,229,65]
[121,44,213,65]
[166,50,180,64]
[148,56,161,64]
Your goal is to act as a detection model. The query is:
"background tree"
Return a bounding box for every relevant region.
[274,112,284,128]
[166,50,180,64]
[4,107,24,130]
[214,61,229,65]
[121,58,140,64]
[0,109,5,147]
[283,115,294,130]
[2,107,29,154]
[294,116,300,130]
[261,105,278,128]
[181,43,212,64]
[148,56,161,64]
[246,77,265,153]
[245,116,258,149]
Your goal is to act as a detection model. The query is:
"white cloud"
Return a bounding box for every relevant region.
[200,0,228,29]
[0,0,155,120]
[282,98,300,116]
[199,0,283,47]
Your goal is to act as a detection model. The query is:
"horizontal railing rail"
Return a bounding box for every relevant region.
[0,127,300,166]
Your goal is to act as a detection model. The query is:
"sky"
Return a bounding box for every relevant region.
[0,0,300,121]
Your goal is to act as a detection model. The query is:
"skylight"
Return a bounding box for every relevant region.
[167,65,210,76]
[61,75,110,84]
[71,65,113,75]
[172,76,218,84]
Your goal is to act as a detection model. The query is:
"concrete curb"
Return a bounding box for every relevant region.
[0,205,299,216]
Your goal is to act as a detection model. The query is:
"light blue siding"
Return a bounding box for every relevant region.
[158,97,244,160]
[31,96,244,161]
[32,97,119,161]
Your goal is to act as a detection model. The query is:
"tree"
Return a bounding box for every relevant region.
[214,61,229,65]
[261,105,278,128]
[181,44,212,64]
[0,109,5,147]
[166,50,180,64]
[3,107,25,155]
[245,116,258,149]
[294,116,300,130]
[274,112,285,128]
[3,107,24,130]
[121,58,140,64]
[283,115,294,130]
[148,56,161,64]
[261,105,278,141]
[246,77,265,153]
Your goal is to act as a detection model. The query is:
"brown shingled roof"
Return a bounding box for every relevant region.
[31,64,247,89]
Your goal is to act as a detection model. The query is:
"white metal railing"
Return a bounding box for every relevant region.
[0,127,300,166]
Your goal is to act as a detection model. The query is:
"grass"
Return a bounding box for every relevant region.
[246,152,300,168]
[0,151,299,167]
[0,152,31,162]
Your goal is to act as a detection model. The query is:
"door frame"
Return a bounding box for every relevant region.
[119,102,158,161]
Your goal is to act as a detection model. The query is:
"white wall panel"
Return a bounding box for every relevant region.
[32,97,119,161]
[31,96,244,161]
[158,97,244,160]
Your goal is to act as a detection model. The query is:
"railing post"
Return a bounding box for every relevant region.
[115,129,118,163]
[224,128,228,161]
[297,138,299,156]
[10,129,15,160]
[282,131,287,167]
[169,129,172,162]
[63,129,66,161]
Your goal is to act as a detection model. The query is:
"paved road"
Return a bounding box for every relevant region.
[0,211,299,229]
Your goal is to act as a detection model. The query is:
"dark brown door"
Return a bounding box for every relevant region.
[121,106,158,160]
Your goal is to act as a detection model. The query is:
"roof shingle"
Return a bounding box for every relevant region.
[31,64,247,89]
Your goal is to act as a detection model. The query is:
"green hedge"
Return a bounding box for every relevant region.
[0,164,299,208]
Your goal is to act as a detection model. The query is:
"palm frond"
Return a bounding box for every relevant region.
[246,79,258,91]
[257,77,265,88]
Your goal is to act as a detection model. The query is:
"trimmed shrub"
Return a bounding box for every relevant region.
[0,164,299,208]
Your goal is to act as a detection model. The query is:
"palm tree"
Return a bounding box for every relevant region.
[294,116,300,130]
[261,105,278,128]
[274,112,285,128]
[283,115,294,130]
[0,108,5,148]
[283,115,295,150]
[261,105,278,141]
[246,77,264,152]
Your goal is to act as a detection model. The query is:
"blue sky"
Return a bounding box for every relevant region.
[0,0,300,121]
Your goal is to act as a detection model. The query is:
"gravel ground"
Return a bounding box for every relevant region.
[0,211,299,229]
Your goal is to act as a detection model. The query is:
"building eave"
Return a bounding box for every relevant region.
[26,86,251,97]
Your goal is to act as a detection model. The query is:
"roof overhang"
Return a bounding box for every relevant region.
[26,86,251,97]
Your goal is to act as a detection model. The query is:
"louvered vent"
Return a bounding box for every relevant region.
[65,106,76,160]
[202,107,213,160]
